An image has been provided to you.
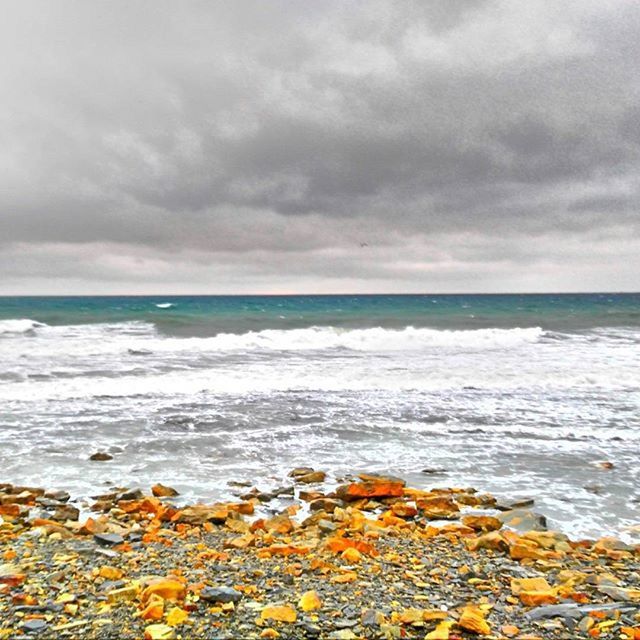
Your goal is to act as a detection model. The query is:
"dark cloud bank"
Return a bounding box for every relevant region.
[1,0,639,293]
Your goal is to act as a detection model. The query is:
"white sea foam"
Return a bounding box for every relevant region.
[0,318,46,335]
[155,303,173,309]
[1,316,639,539]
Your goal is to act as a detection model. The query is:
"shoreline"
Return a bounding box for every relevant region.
[1,472,639,639]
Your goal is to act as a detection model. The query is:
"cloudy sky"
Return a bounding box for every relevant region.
[1,1,639,294]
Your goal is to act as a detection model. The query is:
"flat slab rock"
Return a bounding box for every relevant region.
[93,532,124,547]
[199,586,242,603]
[526,601,640,621]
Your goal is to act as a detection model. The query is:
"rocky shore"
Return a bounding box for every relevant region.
[1,470,639,640]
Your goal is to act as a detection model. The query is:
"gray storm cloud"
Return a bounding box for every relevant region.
[1,0,639,293]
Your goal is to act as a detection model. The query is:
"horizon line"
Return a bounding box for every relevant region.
[1,291,639,298]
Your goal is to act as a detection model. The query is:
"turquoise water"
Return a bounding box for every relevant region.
[1,293,639,335]
[1,293,639,539]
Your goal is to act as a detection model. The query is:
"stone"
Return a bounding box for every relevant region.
[199,586,242,604]
[94,532,124,546]
[118,488,143,501]
[298,590,322,611]
[141,579,186,603]
[309,498,341,513]
[498,508,547,532]
[295,471,327,484]
[461,514,502,532]
[144,624,175,640]
[318,519,338,533]
[336,481,404,501]
[89,452,113,461]
[288,467,315,478]
[151,483,179,497]
[261,604,297,623]
[416,495,460,519]
[458,605,491,635]
[421,468,447,475]
[52,504,80,522]
[44,489,70,502]
[597,585,640,602]
[23,619,48,633]
[175,505,228,525]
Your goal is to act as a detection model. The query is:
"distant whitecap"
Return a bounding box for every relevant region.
[155,303,174,309]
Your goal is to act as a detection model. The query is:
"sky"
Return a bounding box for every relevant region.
[1,0,639,294]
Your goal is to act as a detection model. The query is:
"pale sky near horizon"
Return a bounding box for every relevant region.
[1,1,639,294]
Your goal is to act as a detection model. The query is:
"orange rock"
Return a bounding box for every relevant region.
[336,481,404,501]
[519,591,558,606]
[509,542,552,561]
[264,514,295,534]
[227,501,255,516]
[416,495,460,519]
[501,625,520,637]
[330,571,358,583]
[261,544,312,557]
[172,505,228,525]
[0,504,21,517]
[461,515,502,532]
[223,533,255,549]
[141,579,186,603]
[141,596,165,620]
[261,605,297,623]
[458,604,491,635]
[151,484,179,498]
[326,536,377,556]
[391,503,418,518]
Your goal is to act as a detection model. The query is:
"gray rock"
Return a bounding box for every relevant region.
[94,532,124,546]
[118,488,143,501]
[498,508,547,531]
[200,586,242,604]
[44,489,70,502]
[23,619,47,633]
[318,519,338,533]
[526,602,640,621]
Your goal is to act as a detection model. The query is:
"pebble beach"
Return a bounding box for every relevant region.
[1,470,639,640]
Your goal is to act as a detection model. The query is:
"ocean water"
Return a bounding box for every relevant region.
[1,294,639,540]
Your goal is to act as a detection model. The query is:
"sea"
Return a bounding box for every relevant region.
[1,294,639,540]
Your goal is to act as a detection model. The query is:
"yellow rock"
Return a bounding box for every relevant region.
[397,608,424,625]
[99,565,123,580]
[261,605,297,623]
[298,590,322,612]
[458,604,491,635]
[165,607,189,626]
[144,624,175,640]
[425,620,455,639]
[260,629,280,639]
[341,548,362,563]
[510,577,551,594]
[107,584,139,603]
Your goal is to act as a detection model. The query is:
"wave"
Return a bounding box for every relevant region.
[0,318,46,335]
[183,325,547,352]
[155,303,174,309]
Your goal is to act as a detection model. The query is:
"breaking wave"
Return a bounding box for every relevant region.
[0,318,46,335]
